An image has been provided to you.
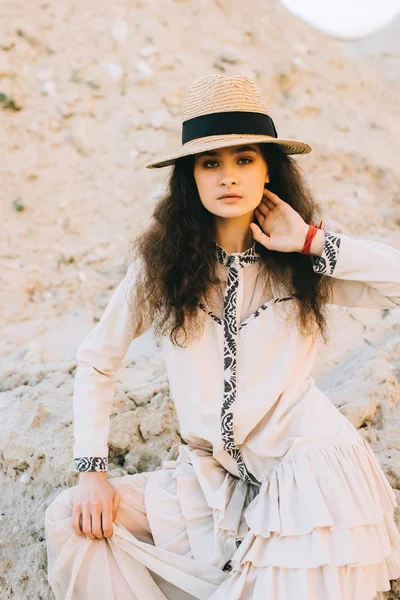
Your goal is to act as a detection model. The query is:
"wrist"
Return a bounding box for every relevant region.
[308,228,325,256]
[298,223,309,252]
[298,223,325,256]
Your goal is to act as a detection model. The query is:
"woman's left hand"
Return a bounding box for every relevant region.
[249,188,309,253]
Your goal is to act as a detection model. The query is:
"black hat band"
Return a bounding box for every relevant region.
[182,111,278,145]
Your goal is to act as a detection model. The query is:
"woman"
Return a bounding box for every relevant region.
[45,74,400,599]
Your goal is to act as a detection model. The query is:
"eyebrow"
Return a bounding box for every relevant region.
[196,145,259,158]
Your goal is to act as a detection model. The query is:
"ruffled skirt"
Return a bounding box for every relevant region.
[45,435,400,599]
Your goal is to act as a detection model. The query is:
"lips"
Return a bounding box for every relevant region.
[218,194,242,199]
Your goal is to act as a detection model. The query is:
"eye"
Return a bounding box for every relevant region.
[202,157,253,168]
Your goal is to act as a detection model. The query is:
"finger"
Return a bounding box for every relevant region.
[263,188,282,204]
[72,506,85,537]
[81,506,96,540]
[101,508,114,539]
[261,197,275,210]
[112,491,120,522]
[250,223,271,249]
[256,202,270,217]
[90,506,104,539]
[260,192,275,209]
[254,207,266,225]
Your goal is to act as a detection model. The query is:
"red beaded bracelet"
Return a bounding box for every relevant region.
[301,221,324,255]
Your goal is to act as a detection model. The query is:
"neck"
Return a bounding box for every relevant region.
[214,214,255,254]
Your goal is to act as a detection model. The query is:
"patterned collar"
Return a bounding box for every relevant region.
[214,240,261,269]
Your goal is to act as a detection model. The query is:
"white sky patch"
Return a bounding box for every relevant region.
[280,0,400,39]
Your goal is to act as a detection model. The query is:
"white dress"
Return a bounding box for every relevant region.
[45,230,400,600]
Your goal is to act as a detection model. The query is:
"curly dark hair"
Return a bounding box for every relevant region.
[126,143,334,348]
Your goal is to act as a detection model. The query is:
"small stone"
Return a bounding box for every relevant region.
[100,61,124,80]
[138,46,158,57]
[292,56,304,67]
[30,402,48,428]
[135,60,153,84]
[0,54,12,77]
[218,47,244,65]
[20,472,30,484]
[57,102,74,118]
[41,81,57,97]
[69,118,94,157]
[110,20,129,44]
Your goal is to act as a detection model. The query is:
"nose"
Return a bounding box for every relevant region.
[220,172,239,187]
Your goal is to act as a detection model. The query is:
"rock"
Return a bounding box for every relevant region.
[109,412,141,450]
[109,20,129,44]
[0,53,11,78]
[23,342,49,364]
[41,81,57,97]
[68,118,95,157]
[218,46,244,64]
[139,398,178,440]
[138,46,158,57]
[19,472,30,484]
[100,61,124,80]
[292,56,304,67]
[338,398,380,429]
[134,60,153,84]
[30,403,48,428]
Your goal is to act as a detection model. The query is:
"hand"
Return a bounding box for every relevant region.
[250,188,309,253]
[72,472,120,540]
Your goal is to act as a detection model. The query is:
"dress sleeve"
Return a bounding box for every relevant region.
[73,259,151,472]
[310,230,400,309]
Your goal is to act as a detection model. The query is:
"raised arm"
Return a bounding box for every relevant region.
[310,230,400,309]
[73,259,152,472]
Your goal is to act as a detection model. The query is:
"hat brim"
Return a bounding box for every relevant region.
[144,134,312,169]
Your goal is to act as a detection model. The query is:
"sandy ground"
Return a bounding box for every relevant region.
[1,1,400,598]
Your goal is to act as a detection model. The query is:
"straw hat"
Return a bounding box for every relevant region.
[145,73,312,169]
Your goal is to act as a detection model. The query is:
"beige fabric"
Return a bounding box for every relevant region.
[45,231,400,598]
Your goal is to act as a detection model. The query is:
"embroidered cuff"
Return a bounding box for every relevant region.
[311,230,341,275]
[75,457,108,472]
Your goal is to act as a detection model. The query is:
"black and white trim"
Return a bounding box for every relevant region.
[197,302,222,326]
[197,242,300,484]
[239,294,300,329]
[75,457,108,472]
[215,242,261,485]
[311,230,341,275]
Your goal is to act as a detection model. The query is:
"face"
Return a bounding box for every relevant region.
[193,144,269,219]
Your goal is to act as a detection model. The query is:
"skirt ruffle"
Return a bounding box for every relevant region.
[208,436,400,600]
